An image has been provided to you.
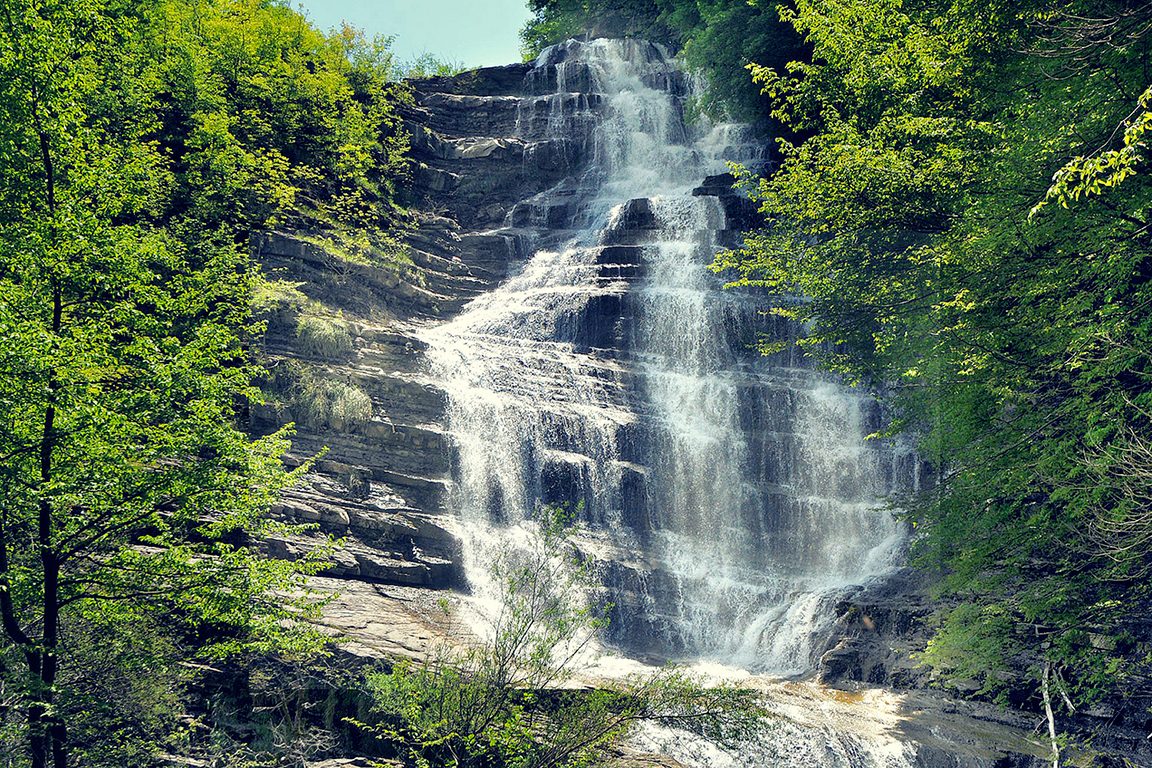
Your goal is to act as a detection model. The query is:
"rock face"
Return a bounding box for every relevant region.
[253,40,781,617]
[817,570,1152,766]
[407,37,920,679]
[251,62,601,593]
[816,569,936,691]
[252,39,1142,768]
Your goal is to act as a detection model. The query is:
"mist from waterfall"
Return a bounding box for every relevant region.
[419,38,914,676]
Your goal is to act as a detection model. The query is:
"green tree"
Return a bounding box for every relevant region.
[519,0,803,122]
[141,0,413,268]
[397,52,467,79]
[715,0,1152,742]
[0,0,418,764]
[521,0,674,58]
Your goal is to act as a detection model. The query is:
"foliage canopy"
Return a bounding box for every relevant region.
[520,0,804,121]
[714,0,1152,720]
[0,0,414,764]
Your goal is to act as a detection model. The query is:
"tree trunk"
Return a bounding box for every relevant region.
[1041,661,1060,768]
[28,709,46,768]
[41,552,63,768]
[32,272,64,767]
[23,546,65,768]
[26,647,46,768]
[50,719,67,768]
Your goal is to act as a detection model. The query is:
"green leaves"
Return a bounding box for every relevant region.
[357,509,765,768]
[1034,85,1152,215]
[142,0,413,255]
[0,0,408,762]
[921,603,1016,699]
[520,1,802,121]
[720,0,1152,712]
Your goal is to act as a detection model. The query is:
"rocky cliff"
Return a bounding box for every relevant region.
[251,62,577,589]
[245,42,1150,768]
[248,47,769,653]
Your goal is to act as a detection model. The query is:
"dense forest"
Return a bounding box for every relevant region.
[727,0,1152,716]
[2,0,1152,765]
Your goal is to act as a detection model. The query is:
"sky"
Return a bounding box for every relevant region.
[295,0,534,69]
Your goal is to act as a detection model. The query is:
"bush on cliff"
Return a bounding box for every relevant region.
[355,509,765,768]
[297,311,356,361]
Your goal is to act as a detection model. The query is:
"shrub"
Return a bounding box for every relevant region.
[253,278,308,315]
[296,312,354,360]
[294,374,374,431]
[354,508,766,767]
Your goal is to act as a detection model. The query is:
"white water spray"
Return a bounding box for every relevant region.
[419,38,913,676]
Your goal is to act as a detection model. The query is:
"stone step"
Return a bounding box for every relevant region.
[411,62,533,97]
[263,530,459,589]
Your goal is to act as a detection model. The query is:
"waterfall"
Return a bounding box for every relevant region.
[419,38,913,675]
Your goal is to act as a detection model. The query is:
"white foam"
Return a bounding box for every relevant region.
[417,38,910,676]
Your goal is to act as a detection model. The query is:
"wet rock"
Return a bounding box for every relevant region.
[308,758,403,768]
[690,172,737,196]
[612,198,659,230]
[820,637,866,681]
[817,569,935,690]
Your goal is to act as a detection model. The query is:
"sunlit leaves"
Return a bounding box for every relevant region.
[0,0,410,761]
[723,0,1152,709]
[1034,85,1152,214]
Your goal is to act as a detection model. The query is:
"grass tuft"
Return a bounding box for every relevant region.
[294,373,373,431]
[296,312,353,360]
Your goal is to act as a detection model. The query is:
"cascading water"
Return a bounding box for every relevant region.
[419,38,915,676]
